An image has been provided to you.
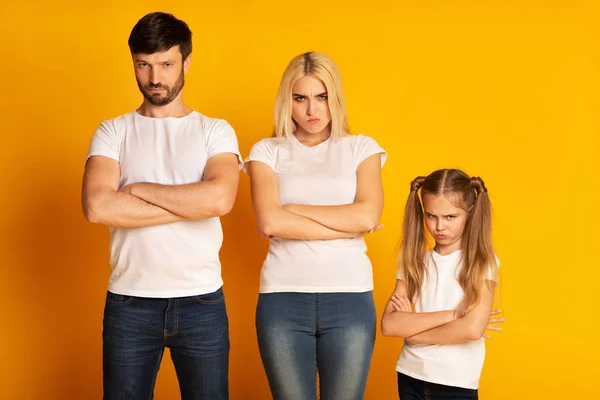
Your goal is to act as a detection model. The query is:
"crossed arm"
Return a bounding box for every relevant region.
[82,153,240,228]
[247,153,384,240]
[381,279,503,344]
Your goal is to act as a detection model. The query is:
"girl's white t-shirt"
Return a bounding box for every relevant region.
[244,134,387,293]
[395,249,499,390]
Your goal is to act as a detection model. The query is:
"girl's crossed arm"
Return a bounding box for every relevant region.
[381,279,456,338]
[405,281,502,345]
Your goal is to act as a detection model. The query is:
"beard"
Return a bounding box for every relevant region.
[137,68,185,106]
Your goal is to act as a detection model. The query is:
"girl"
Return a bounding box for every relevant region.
[381,169,503,400]
[244,52,386,400]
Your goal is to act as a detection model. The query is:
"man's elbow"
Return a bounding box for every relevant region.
[84,207,99,224]
[83,199,104,224]
[212,193,236,217]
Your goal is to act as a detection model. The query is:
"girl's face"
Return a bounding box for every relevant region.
[291,75,332,137]
[422,193,469,255]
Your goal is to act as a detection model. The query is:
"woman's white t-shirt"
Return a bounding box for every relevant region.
[396,249,499,390]
[244,134,387,293]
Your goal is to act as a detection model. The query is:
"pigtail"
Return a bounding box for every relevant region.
[456,176,498,317]
[400,176,428,303]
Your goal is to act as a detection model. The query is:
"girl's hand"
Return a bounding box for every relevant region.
[482,309,504,339]
[390,294,413,312]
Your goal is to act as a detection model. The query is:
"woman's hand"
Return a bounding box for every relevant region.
[482,309,504,339]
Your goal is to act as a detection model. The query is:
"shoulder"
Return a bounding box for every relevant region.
[341,134,386,163]
[332,133,369,145]
[343,133,378,145]
[95,111,136,136]
[190,112,234,133]
[251,137,286,151]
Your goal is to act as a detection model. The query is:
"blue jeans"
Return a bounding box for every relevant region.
[397,372,479,400]
[256,291,376,400]
[102,287,229,400]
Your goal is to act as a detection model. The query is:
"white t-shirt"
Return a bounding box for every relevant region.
[395,249,499,389]
[244,134,387,293]
[86,111,242,298]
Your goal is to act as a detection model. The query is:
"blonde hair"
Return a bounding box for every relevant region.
[400,169,499,317]
[273,52,350,139]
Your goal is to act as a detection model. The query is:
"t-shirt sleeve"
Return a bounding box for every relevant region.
[396,263,405,280]
[487,254,501,283]
[206,119,243,169]
[85,121,120,164]
[356,134,387,168]
[242,139,276,174]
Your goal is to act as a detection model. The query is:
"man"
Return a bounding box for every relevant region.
[82,12,241,400]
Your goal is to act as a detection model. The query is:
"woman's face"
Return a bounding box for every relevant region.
[291,75,332,136]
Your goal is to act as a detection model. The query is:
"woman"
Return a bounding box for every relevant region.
[244,51,386,400]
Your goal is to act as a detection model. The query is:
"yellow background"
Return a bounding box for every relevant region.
[1,1,598,399]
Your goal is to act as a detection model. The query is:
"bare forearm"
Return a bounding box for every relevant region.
[407,284,495,345]
[261,208,360,240]
[85,190,183,228]
[285,203,380,233]
[129,182,232,220]
[405,317,483,345]
[381,310,456,338]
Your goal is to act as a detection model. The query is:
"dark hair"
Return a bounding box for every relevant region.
[128,12,192,60]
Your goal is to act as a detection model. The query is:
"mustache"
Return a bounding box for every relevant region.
[145,83,168,90]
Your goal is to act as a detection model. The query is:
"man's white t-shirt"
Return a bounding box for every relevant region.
[395,249,499,389]
[86,111,242,298]
[244,134,387,293]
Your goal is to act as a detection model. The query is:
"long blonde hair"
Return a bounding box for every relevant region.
[273,51,350,139]
[400,169,498,317]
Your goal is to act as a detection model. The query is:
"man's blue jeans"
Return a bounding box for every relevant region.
[102,287,229,400]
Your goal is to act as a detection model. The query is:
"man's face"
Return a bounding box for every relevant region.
[133,45,190,106]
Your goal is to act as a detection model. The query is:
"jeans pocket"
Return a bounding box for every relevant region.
[106,291,134,306]
[195,287,225,304]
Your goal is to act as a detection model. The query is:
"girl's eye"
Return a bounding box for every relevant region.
[294,96,305,101]
[318,94,328,100]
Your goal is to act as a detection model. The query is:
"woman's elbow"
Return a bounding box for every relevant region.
[257,216,279,237]
[357,214,380,232]
[466,324,486,341]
